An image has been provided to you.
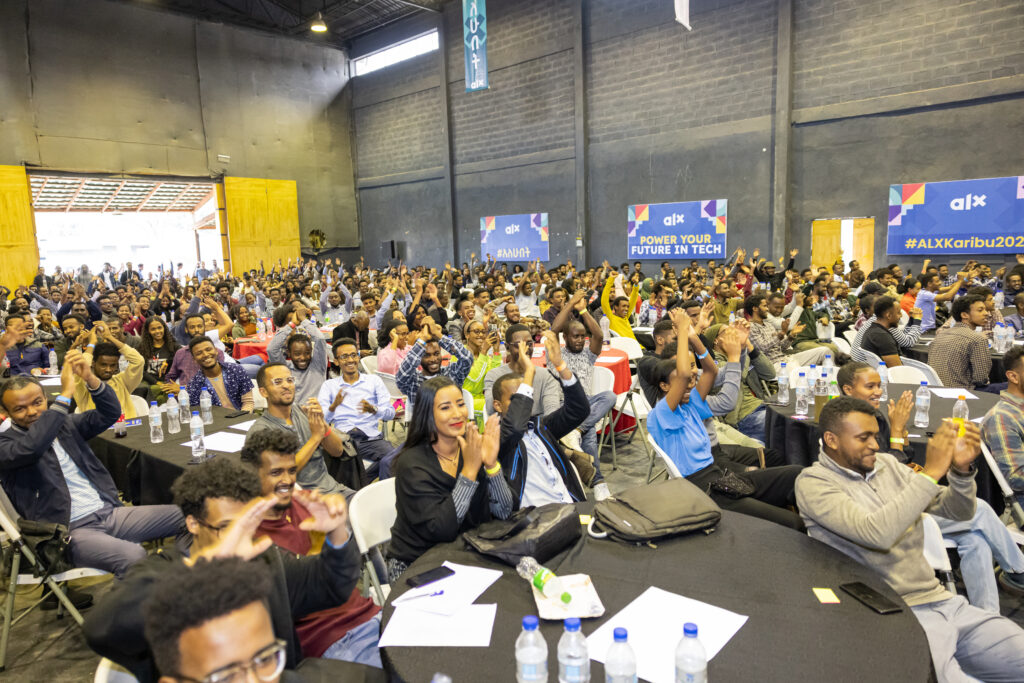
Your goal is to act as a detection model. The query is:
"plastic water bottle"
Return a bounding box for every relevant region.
[430,675,452,683]
[516,615,548,683]
[728,311,736,325]
[675,622,707,683]
[795,372,809,417]
[813,369,829,420]
[178,389,190,424]
[823,354,834,381]
[48,349,58,375]
[256,318,266,340]
[517,556,571,604]
[996,322,1009,352]
[148,401,164,443]
[952,395,969,437]
[828,380,841,401]
[600,316,611,346]
[200,388,213,425]
[995,290,1005,310]
[777,363,790,404]
[557,618,589,683]
[165,395,181,434]
[914,381,930,428]
[189,411,206,462]
[604,628,636,683]
[877,362,889,403]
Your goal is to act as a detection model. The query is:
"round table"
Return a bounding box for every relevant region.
[232,336,269,362]
[382,510,932,682]
[530,346,632,394]
[764,383,1005,513]
[904,334,1007,384]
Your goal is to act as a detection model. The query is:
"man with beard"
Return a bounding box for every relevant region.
[239,429,381,666]
[269,303,328,404]
[318,339,395,481]
[330,311,372,357]
[72,323,144,418]
[484,324,563,418]
[251,363,356,496]
[55,314,87,367]
[446,297,476,341]
[185,336,253,411]
[2,314,49,376]
[396,317,473,414]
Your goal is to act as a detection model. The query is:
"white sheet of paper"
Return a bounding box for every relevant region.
[929,388,978,400]
[391,561,502,616]
[587,587,747,683]
[180,430,248,453]
[227,419,258,432]
[379,603,496,647]
[38,377,63,386]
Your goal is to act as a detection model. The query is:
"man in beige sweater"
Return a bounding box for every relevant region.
[796,397,1024,682]
[73,323,144,419]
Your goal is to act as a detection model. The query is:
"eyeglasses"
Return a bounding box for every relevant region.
[193,517,229,535]
[336,352,360,361]
[174,639,286,683]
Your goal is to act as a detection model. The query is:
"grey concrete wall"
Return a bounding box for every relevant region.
[350,0,1024,268]
[0,0,358,248]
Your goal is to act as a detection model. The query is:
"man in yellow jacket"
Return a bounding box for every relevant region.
[73,324,145,419]
[601,273,639,340]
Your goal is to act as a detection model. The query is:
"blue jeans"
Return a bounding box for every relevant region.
[734,405,767,444]
[936,498,1024,613]
[579,390,617,484]
[237,355,264,379]
[321,612,382,668]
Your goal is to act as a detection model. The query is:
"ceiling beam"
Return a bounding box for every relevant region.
[101,180,128,213]
[32,177,49,204]
[135,183,163,212]
[64,180,87,213]
[164,184,196,212]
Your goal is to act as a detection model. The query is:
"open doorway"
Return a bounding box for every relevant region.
[30,173,223,280]
[810,217,874,275]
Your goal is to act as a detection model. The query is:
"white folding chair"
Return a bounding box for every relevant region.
[375,371,410,432]
[980,442,1024,532]
[599,374,656,481]
[886,365,927,385]
[0,488,109,672]
[250,379,267,411]
[902,357,943,386]
[129,395,150,417]
[852,346,883,366]
[647,434,681,479]
[360,355,378,375]
[843,329,857,345]
[831,337,852,356]
[921,513,957,595]
[348,478,397,606]
[590,366,620,468]
[94,658,139,683]
[463,389,475,422]
[607,337,645,363]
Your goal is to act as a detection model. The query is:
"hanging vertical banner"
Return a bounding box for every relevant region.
[674,0,691,30]
[480,213,549,261]
[463,0,488,92]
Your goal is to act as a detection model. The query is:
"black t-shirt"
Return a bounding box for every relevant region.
[862,322,900,359]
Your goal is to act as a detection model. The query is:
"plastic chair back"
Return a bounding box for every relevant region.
[463,389,475,421]
[348,478,397,555]
[843,329,858,345]
[901,356,943,386]
[831,337,852,356]
[360,355,378,375]
[647,434,682,479]
[886,365,927,385]
[608,336,644,360]
[129,395,150,417]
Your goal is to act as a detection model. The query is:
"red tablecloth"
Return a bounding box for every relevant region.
[530,345,634,432]
[232,337,269,362]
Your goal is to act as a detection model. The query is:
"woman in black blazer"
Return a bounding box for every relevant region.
[387,376,513,582]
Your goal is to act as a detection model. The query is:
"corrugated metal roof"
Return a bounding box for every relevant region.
[30,175,215,213]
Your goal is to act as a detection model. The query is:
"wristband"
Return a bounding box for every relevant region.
[86,343,95,350]
[484,462,502,476]
[917,471,938,485]
[555,362,568,374]
[54,395,71,407]
[695,349,709,360]
[889,437,905,445]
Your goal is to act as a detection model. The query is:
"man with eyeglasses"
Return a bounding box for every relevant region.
[251,363,359,496]
[317,338,395,481]
[84,458,362,682]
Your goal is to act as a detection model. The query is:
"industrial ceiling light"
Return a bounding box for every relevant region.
[310,12,328,32]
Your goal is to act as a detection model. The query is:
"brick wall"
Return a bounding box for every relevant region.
[794,0,1024,109]
[586,0,777,145]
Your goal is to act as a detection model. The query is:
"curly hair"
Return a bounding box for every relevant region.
[240,429,301,469]
[143,558,272,676]
[170,458,261,520]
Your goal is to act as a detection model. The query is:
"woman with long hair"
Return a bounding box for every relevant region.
[386,376,512,581]
[139,316,180,400]
[461,318,503,425]
[898,276,921,314]
[230,304,257,339]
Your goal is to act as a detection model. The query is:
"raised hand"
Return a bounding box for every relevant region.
[542,330,562,368]
[294,490,349,534]
[458,423,483,478]
[887,391,913,437]
[718,326,742,361]
[480,414,500,469]
[188,497,276,564]
[922,419,956,482]
[951,420,982,473]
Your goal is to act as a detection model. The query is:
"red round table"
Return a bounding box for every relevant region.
[530,346,634,432]
[232,337,269,362]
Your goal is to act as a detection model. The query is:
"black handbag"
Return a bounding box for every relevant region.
[462,503,582,566]
[16,519,74,578]
[709,469,756,499]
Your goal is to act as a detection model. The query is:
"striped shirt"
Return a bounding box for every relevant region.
[853,315,923,352]
[53,438,104,523]
[982,391,1024,507]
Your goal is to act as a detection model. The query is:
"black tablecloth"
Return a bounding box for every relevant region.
[382,510,932,683]
[765,383,1004,513]
[904,334,1006,384]
[91,406,252,505]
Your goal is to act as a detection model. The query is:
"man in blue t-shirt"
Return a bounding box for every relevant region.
[915,271,966,331]
[647,309,803,530]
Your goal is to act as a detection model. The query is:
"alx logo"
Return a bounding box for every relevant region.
[662,213,686,226]
[949,193,986,210]
[505,223,520,235]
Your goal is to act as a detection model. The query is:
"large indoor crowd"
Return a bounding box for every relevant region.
[2,250,1024,681]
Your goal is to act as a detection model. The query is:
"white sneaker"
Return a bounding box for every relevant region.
[593,482,611,501]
